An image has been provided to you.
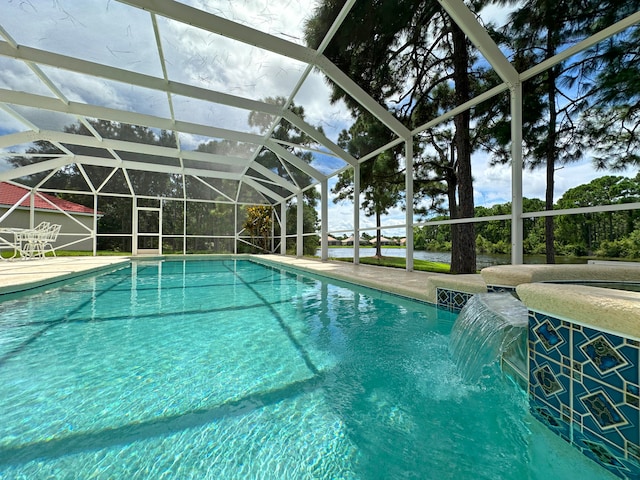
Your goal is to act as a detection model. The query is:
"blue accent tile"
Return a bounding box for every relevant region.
[529,314,568,364]
[620,343,640,377]
[582,336,627,375]
[580,391,627,430]
[436,288,450,307]
[572,425,640,479]
[436,288,473,312]
[628,442,640,464]
[528,308,640,479]
[535,320,564,350]
[530,397,571,442]
[530,357,571,418]
[626,384,640,409]
[581,373,605,395]
[533,364,564,396]
[576,376,639,460]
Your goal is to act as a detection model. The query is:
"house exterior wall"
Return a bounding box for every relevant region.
[0,208,95,251]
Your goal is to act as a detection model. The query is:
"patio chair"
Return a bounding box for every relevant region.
[15,222,47,258]
[39,224,61,257]
[19,223,59,258]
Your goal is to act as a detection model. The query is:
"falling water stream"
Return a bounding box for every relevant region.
[450,293,529,382]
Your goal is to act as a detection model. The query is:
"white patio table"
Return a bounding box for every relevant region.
[0,227,28,260]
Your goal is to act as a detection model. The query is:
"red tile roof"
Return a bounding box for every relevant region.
[0,182,95,214]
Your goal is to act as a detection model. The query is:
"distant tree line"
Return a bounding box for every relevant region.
[414,175,640,259]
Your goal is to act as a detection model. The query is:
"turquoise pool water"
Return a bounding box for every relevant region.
[0,259,613,479]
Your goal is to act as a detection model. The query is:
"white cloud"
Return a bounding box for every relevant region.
[293,71,354,143]
[477,3,518,29]
[0,57,54,98]
[473,163,512,206]
[183,0,312,45]
[470,155,636,208]
[158,14,307,101]
[3,1,161,76]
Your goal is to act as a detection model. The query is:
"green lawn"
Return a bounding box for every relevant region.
[333,255,451,273]
[0,250,131,259]
[2,250,451,274]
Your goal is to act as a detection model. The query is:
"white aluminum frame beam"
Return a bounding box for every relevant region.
[33,130,248,167]
[511,83,524,265]
[242,178,285,203]
[0,131,39,149]
[321,179,329,261]
[316,56,412,139]
[265,141,327,182]
[0,43,282,117]
[438,0,519,87]
[296,191,304,257]
[30,130,299,194]
[0,89,266,146]
[405,139,414,271]
[118,0,318,65]
[280,202,287,255]
[0,156,71,182]
[72,156,244,181]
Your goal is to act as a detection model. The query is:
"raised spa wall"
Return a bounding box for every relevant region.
[436,262,640,480]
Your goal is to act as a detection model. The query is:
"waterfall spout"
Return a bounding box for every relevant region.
[449,293,528,383]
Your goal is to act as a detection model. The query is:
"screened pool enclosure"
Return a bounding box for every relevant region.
[0,1,639,266]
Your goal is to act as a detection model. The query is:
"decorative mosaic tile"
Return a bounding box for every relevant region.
[533,365,564,396]
[574,380,640,460]
[581,335,628,375]
[535,320,565,351]
[530,397,571,443]
[529,312,569,364]
[574,326,639,393]
[573,427,639,479]
[435,288,473,312]
[561,404,572,424]
[452,291,472,310]
[529,354,571,424]
[580,390,628,430]
[583,440,626,470]
[437,288,450,306]
[528,308,640,479]
[628,442,640,463]
[626,384,640,409]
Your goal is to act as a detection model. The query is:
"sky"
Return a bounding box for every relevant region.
[0,0,637,237]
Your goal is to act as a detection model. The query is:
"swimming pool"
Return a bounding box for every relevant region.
[0,259,614,479]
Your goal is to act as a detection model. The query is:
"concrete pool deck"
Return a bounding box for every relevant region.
[0,256,131,295]
[252,255,487,304]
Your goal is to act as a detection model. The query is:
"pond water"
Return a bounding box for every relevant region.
[317,248,587,269]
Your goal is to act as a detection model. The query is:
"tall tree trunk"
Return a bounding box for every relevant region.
[375,210,382,258]
[446,151,459,258]
[450,22,476,274]
[545,27,557,264]
[544,168,555,263]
